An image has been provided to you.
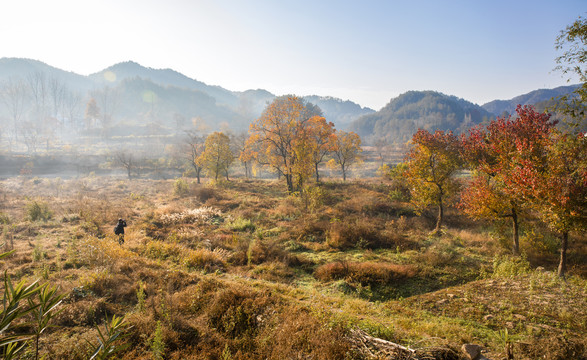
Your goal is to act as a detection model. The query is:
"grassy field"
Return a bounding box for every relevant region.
[0,176,585,359]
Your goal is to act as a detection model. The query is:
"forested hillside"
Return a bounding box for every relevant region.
[349,91,494,144]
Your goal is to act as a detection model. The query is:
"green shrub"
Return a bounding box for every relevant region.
[0,212,10,224]
[27,200,53,222]
[521,228,559,255]
[227,217,255,232]
[151,320,165,360]
[173,178,191,196]
[492,255,531,278]
[32,242,47,262]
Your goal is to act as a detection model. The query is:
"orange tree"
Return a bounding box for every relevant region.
[329,130,362,181]
[459,106,556,255]
[404,129,462,234]
[246,96,322,193]
[198,132,233,181]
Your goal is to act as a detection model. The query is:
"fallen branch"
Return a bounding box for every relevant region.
[348,329,419,359]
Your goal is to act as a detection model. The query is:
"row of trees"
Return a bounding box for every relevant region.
[244,96,362,192]
[402,105,586,277]
[0,71,125,153]
[179,96,363,191]
[404,15,587,278]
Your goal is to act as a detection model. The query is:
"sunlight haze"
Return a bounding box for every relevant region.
[1,0,585,109]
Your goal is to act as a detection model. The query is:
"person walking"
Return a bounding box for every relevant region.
[114,218,127,244]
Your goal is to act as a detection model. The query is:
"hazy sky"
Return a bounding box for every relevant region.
[1,0,585,109]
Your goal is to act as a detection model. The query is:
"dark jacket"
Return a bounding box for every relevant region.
[114,220,127,235]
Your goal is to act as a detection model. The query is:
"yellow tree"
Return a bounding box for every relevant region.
[307,116,336,183]
[330,131,362,181]
[404,129,463,234]
[185,130,205,184]
[198,132,233,181]
[247,96,321,193]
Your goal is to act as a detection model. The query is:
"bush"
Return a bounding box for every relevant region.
[315,261,417,285]
[173,178,191,196]
[182,248,225,272]
[227,217,255,232]
[193,186,219,202]
[27,199,53,221]
[327,218,393,250]
[207,286,273,338]
[492,255,531,278]
[257,307,351,359]
[144,240,183,261]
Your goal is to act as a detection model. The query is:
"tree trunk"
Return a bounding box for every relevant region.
[434,195,443,233]
[196,168,201,184]
[285,174,294,193]
[315,162,320,183]
[558,231,568,278]
[511,207,520,256]
[341,164,347,181]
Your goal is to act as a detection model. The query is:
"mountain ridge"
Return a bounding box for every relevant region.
[481,84,581,115]
[0,57,581,134]
[349,90,495,144]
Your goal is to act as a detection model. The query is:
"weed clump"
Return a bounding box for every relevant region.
[27,199,53,221]
[227,217,255,232]
[0,212,11,224]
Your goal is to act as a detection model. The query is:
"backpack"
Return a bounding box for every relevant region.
[114,225,122,235]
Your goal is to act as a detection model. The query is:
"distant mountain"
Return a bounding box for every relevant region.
[89,61,238,107]
[5,58,579,141]
[303,96,375,129]
[482,84,581,116]
[0,58,373,135]
[349,91,494,144]
[0,57,93,91]
[112,77,249,133]
[87,61,372,128]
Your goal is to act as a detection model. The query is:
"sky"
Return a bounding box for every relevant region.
[0,0,585,110]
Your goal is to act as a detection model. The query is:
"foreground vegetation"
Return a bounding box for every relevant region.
[1,176,585,359]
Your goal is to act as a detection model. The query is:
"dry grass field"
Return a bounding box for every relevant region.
[0,176,585,359]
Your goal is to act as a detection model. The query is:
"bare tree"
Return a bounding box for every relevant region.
[27,71,49,127]
[63,90,82,130]
[231,132,252,178]
[374,137,389,167]
[20,121,42,154]
[113,150,134,179]
[0,77,28,148]
[91,86,120,134]
[48,76,66,119]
